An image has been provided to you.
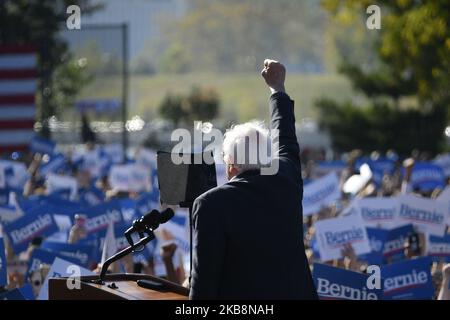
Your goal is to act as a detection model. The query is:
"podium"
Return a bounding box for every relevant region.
[49,273,189,300]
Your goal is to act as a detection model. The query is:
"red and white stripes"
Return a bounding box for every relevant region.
[0,45,37,153]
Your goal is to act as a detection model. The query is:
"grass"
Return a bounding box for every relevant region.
[80,72,360,123]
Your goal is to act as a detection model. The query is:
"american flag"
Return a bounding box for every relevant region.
[0,45,37,154]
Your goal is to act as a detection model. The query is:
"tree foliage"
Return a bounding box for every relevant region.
[159,87,220,125]
[317,0,450,155]
[316,98,448,155]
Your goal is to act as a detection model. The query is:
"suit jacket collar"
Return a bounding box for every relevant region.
[230,169,260,182]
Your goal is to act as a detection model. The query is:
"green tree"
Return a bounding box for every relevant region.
[159,86,220,125]
[0,0,101,138]
[51,56,93,116]
[187,87,220,121]
[316,98,447,154]
[159,93,185,126]
[317,0,450,155]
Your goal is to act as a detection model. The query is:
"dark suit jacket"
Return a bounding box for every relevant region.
[189,92,318,300]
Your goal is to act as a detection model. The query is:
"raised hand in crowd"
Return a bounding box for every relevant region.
[159,228,186,285]
[340,243,363,272]
[23,153,42,197]
[161,242,179,284]
[404,232,426,259]
[29,264,50,297]
[68,214,88,244]
[438,263,450,300]
[401,158,415,194]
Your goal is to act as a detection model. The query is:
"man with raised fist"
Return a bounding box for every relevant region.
[189,59,317,300]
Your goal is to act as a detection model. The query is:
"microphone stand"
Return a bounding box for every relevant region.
[95,231,155,284]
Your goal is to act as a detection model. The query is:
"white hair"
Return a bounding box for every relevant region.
[222,121,272,173]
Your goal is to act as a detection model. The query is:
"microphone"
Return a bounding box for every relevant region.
[142,208,174,230]
[158,208,175,223]
[98,208,175,283]
[129,209,159,234]
[124,208,174,248]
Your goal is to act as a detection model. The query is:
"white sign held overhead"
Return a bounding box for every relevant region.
[109,164,151,193]
[356,197,399,229]
[314,214,371,261]
[302,172,341,216]
[397,194,447,236]
[46,173,78,201]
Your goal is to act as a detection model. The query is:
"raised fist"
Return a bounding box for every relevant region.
[161,242,178,261]
[261,59,286,93]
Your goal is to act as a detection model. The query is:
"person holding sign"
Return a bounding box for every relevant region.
[438,263,450,300]
[189,60,317,299]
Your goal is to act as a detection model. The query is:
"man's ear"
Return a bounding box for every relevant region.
[226,164,233,179]
[227,164,239,180]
